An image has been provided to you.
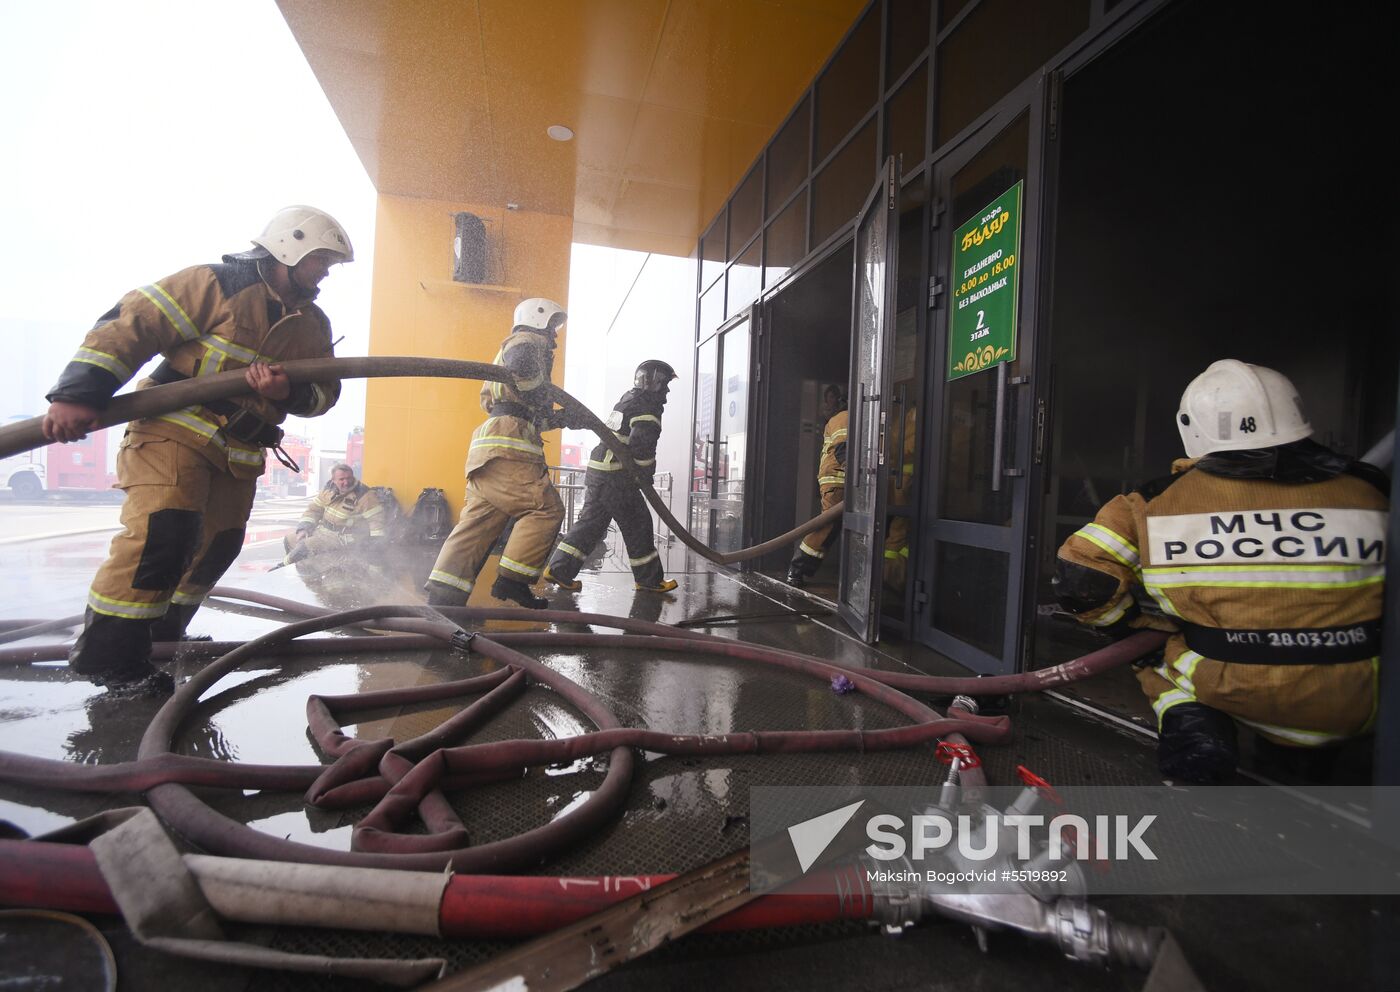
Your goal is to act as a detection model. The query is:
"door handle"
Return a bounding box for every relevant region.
[850,382,865,486]
[991,362,1007,493]
[990,365,1029,492]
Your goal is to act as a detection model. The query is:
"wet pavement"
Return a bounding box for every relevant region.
[0,502,1396,990]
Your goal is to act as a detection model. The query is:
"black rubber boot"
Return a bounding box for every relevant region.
[99,670,175,699]
[150,603,210,643]
[785,563,808,588]
[69,608,158,685]
[1158,703,1238,784]
[490,576,548,610]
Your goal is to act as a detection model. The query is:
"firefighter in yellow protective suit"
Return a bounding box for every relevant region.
[425,298,578,610]
[1055,360,1388,783]
[786,384,848,588]
[42,206,351,694]
[282,463,387,565]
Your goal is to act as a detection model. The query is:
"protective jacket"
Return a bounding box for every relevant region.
[466,329,558,475]
[818,410,849,493]
[298,481,386,541]
[585,388,664,483]
[1056,440,1388,747]
[46,257,339,479]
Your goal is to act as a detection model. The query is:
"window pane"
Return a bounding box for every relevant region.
[700,209,726,291]
[811,119,876,247]
[728,238,762,313]
[887,0,930,83]
[767,95,810,219]
[932,542,1008,657]
[729,165,763,257]
[885,62,927,173]
[699,278,725,341]
[936,0,1089,147]
[764,188,807,288]
[938,115,1028,524]
[815,8,879,163]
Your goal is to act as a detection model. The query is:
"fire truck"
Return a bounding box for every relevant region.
[1,417,113,498]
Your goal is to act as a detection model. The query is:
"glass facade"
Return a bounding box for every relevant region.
[690,0,1153,645]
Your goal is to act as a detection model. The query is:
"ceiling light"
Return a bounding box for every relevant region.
[546,124,574,142]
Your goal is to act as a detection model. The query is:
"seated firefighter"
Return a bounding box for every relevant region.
[786,384,848,588]
[282,463,386,565]
[424,298,581,610]
[1055,359,1388,784]
[544,360,680,594]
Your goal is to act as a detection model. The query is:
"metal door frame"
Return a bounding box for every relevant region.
[915,78,1050,674]
[836,156,901,642]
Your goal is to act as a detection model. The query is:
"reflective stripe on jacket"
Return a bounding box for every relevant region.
[46,258,339,479]
[298,482,386,540]
[467,329,558,475]
[1056,457,1387,741]
[586,387,664,480]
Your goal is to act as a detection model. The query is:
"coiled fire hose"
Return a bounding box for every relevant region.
[0,356,841,565]
[0,359,1176,982]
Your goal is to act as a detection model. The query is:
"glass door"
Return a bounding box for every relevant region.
[689,314,754,556]
[688,335,719,547]
[919,103,1045,675]
[836,158,900,642]
[713,316,752,553]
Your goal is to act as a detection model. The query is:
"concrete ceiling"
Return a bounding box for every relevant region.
[278,0,866,257]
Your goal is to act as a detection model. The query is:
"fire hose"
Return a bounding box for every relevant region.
[0,358,1177,981]
[0,592,1169,983]
[0,356,841,566]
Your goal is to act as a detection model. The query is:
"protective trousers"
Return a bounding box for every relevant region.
[788,488,843,578]
[70,432,256,681]
[547,478,664,587]
[426,459,564,603]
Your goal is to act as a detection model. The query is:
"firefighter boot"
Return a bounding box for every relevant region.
[543,565,582,592]
[490,576,548,610]
[68,608,172,694]
[1158,703,1239,784]
[635,578,679,593]
[785,562,808,589]
[149,602,211,643]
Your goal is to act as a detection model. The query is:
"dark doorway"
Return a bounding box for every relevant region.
[753,241,855,599]
[1034,0,1397,728]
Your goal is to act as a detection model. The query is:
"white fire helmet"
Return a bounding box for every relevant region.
[513,298,567,334]
[1176,359,1312,458]
[252,206,354,267]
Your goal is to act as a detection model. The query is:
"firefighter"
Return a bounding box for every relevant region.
[544,360,679,594]
[42,205,351,694]
[786,384,848,588]
[424,298,578,610]
[1055,359,1388,784]
[282,463,386,565]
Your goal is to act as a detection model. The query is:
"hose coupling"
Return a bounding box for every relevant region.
[450,629,478,655]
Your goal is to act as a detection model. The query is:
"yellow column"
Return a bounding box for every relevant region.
[362,195,572,513]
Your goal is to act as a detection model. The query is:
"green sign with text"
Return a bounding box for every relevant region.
[948,181,1023,380]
